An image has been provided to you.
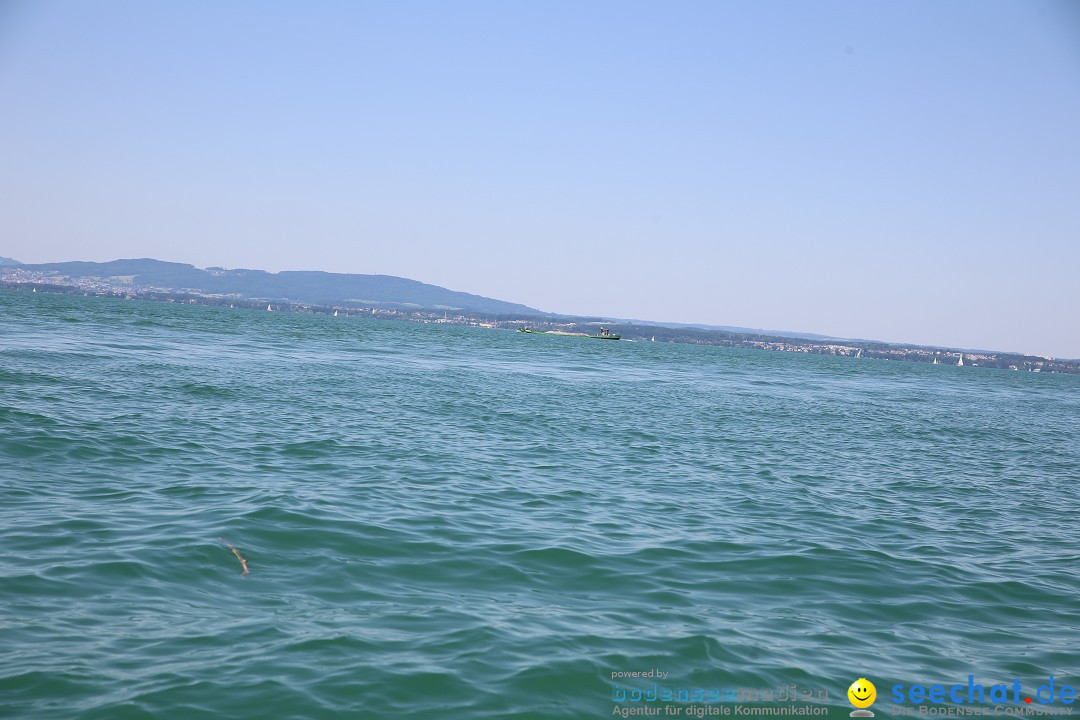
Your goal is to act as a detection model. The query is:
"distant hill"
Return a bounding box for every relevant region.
[0,257,21,266]
[18,258,543,315]
[622,318,844,342]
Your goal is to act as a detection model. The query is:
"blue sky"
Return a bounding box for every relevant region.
[2,1,1078,356]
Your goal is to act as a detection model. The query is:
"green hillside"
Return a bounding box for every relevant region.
[20,258,542,315]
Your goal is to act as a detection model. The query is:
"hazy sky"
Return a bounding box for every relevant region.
[2,1,1078,356]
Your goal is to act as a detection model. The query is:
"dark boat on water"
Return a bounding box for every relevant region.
[518,326,621,340]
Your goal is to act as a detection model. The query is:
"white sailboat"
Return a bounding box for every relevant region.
[855,348,862,358]
[267,304,272,312]
[957,353,964,367]
[932,356,939,365]
[334,310,338,317]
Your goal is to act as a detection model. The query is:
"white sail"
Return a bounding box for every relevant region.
[957,353,964,366]
[334,310,338,317]
[267,304,272,312]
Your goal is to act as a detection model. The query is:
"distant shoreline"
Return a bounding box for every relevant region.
[5,282,1076,375]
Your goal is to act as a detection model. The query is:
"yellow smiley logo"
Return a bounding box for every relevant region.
[848,678,877,714]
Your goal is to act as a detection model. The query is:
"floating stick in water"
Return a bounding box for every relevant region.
[219,537,250,575]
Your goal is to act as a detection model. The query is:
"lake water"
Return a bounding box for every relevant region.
[2,289,1078,719]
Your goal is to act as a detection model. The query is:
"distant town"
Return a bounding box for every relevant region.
[3,262,1077,375]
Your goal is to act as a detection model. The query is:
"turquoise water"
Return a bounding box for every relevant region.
[2,289,1078,719]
